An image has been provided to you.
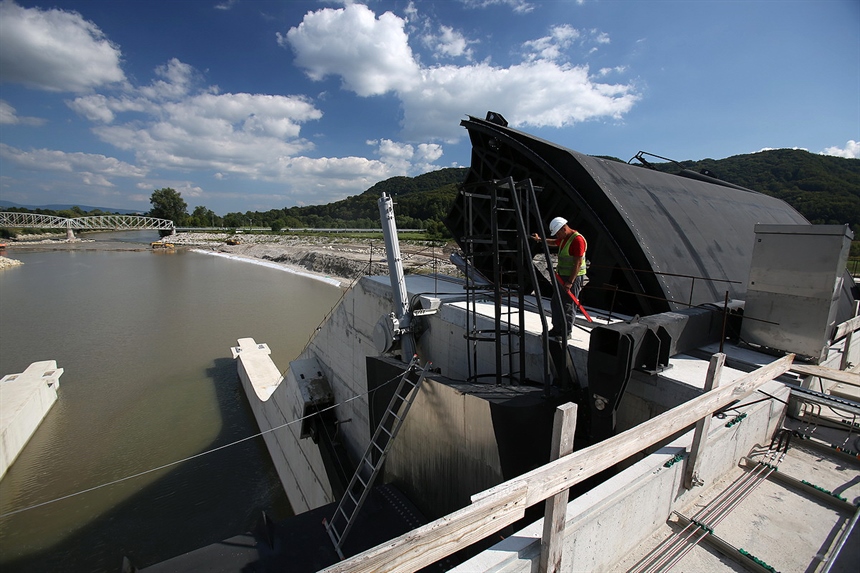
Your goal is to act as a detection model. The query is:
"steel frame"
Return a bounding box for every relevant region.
[0,212,174,231]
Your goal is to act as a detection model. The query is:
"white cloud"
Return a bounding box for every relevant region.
[593,30,610,44]
[522,25,580,62]
[424,25,475,60]
[0,99,45,126]
[0,0,125,93]
[139,58,203,101]
[96,92,321,171]
[59,54,448,206]
[400,61,639,141]
[2,1,639,210]
[64,57,325,176]
[460,0,535,15]
[597,66,627,77]
[284,6,638,142]
[214,0,239,10]
[0,144,148,185]
[821,140,860,159]
[366,139,444,174]
[280,3,420,97]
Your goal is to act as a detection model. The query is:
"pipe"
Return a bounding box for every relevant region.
[820,505,860,573]
[378,192,414,360]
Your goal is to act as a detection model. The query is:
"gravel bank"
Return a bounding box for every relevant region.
[159,232,461,287]
[0,255,24,269]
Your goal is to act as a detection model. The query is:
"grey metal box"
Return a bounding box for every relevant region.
[740,224,853,362]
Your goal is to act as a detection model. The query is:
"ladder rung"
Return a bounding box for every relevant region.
[326,363,428,555]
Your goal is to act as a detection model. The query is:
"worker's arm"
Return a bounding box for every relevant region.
[565,256,584,289]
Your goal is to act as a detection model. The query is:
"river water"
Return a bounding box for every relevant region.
[0,231,344,571]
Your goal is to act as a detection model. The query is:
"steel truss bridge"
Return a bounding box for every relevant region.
[0,212,175,238]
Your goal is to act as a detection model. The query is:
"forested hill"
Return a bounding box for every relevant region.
[276,167,468,231]
[647,149,860,229]
[279,149,858,235]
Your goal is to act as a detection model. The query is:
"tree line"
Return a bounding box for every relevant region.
[4,150,857,246]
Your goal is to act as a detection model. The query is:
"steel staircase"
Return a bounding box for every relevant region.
[324,356,430,559]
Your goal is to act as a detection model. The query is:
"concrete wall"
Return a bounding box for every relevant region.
[386,378,504,518]
[450,379,789,572]
[233,276,564,517]
[234,338,335,514]
[0,361,62,480]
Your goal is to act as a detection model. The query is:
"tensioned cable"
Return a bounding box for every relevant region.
[2,240,444,518]
[0,367,411,520]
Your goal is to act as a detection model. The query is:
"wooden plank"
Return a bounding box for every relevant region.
[540,403,578,573]
[329,354,794,573]
[319,481,528,573]
[790,363,860,388]
[833,314,860,342]
[684,353,725,489]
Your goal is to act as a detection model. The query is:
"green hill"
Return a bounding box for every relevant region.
[268,149,858,238]
[646,149,860,230]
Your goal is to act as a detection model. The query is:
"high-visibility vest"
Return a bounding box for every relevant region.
[557,231,587,277]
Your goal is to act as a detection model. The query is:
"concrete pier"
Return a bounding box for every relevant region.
[0,361,63,480]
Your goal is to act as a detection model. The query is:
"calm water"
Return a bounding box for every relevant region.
[0,232,344,571]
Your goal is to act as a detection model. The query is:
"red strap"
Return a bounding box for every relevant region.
[554,272,593,323]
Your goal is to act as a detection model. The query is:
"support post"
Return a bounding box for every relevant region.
[840,301,859,371]
[540,402,578,573]
[66,220,75,240]
[684,353,725,489]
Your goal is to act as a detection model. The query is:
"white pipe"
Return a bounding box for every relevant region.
[378,192,414,360]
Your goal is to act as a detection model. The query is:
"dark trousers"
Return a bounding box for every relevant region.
[550,274,583,336]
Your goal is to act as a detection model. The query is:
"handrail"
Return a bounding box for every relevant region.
[320,353,795,573]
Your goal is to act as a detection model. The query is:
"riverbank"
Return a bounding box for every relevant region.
[156,232,460,287]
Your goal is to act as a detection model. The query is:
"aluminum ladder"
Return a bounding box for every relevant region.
[324,356,430,559]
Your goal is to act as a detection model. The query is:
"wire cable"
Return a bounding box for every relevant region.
[0,365,411,520]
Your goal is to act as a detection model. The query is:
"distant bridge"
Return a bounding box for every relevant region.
[0,212,175,239]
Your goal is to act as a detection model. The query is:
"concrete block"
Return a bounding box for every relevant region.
[0,361,63,480]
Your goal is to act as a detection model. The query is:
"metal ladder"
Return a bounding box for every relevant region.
[325,357,430,559]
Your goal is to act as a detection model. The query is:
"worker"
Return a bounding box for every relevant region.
[531,216,587,338]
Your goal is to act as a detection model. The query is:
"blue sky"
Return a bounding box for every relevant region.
[0,0,857,215]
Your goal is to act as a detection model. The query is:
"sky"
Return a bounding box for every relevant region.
[0,0,857,216]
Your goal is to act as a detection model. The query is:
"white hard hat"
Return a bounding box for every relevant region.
[548,217,567,237]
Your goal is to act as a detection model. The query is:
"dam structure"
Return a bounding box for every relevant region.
[150,112,859,572]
